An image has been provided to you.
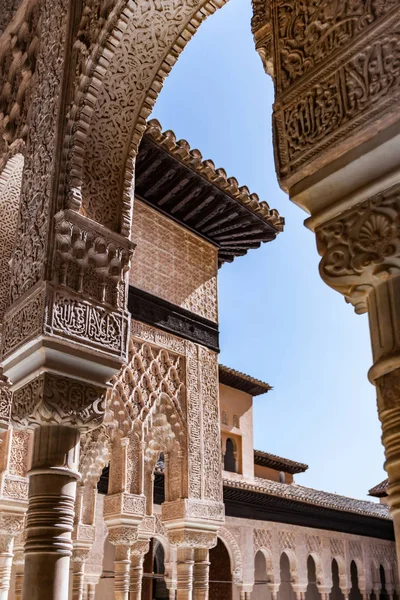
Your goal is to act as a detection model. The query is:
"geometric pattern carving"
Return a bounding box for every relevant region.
[306,535,322,555]
[254,528,273,552]
[330,539,345,558]
[0,154,23,321]
[106,336,186,440]
[349,540,362,560]
[279,530,295,551]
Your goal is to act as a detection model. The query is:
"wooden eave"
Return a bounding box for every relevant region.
[135,120,284,267]
[219,364,271,396]
[254,449,308,474]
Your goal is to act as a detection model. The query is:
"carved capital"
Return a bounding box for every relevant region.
[0,512,24,537]
[131,539,150,556]
[11,373,106,431]
[167,528,217,550]
[316,186,400,313]
[107,526,138,547]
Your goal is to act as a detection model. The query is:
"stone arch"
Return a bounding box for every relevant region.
[280,550,298,585]
[65,0,238,236]
[105,337,187,507]
[256,547,275,584]
[0,0,39,168]
[0,153,24,324]
[218,527,243,585]
[330,554,348,593]
[308,552,324,588]
[278,552,297,600]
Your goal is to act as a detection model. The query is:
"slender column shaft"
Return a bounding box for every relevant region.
[115,545,131,600]
[13,547,24,600]
[22,426,80,600]
[368,277,400,573]
[87,583,96,600]
[176,548,194,600]
[0,534,13,600]
[129,554,144,600]
[71,556,86,600]
[193,548,209,600]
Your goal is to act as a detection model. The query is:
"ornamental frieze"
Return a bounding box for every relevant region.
[273,0,397,92]
[272,2,400,185]
[11,372,106,430]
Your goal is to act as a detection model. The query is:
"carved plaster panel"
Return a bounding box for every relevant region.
[271,1,400,186]
[11,372,106,430]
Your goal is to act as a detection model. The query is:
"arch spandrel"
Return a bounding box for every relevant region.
[67,0,230,235]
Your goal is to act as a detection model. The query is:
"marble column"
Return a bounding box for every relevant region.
[115,545,131,600]
[193,548,210,600]
[22,426,80,600]
[129,539,150,600]
[176,548,194,600]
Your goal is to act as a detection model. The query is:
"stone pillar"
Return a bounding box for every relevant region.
[193,548,210,600]
[114,544,131,600]
[71,548,91,600]
[129,540,150,600]
[13,546,25,600]
[176,548,194,600]
[86,583,96,600]
[22,426,80,600]
[251,0,400,573]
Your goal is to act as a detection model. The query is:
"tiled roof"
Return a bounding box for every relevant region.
[145,120,284,232]
[219,365,271,396]
[369,478,388,498]
[223,475,392,520]
[254,449,308,474]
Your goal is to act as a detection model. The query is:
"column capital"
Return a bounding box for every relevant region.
[11,373,106,431]
[316,185,400,315]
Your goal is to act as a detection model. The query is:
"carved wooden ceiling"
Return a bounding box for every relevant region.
[135,120,284,267]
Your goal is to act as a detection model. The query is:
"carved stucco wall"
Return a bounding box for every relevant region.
[223,516,398,593]
[84,508,397,599]
[0,154,24,324]
[130,200,218,323]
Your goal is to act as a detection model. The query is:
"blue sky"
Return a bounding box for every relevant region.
[151,0,385,500]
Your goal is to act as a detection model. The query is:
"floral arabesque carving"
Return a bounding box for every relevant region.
[64,0,229,238]
[316,186,400,313]
[273,4,400,185]
[0,154,24,322]
[274,0,397,92]
[0,0,40,167]
[9,0,69,303]
[11,372,106,430]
